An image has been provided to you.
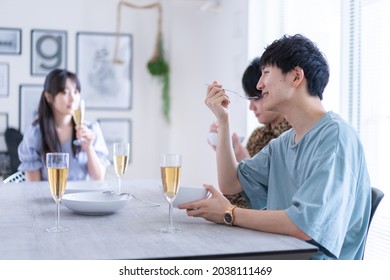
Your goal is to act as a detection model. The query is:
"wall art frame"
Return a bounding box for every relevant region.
[0,28,21,55]
[0,62,9,97]
[31,29,67,76]
[76,31,132,110]
[19,84,42,133]
[0,112,8,135]
[97,118,132,163]
[0,112,8,152]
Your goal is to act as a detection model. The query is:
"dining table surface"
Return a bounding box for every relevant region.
[0,179,318,260]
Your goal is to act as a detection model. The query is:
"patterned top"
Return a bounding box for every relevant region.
[246,119,292,157]
[225,119,292,208]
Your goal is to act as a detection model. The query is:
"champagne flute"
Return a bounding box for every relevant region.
[113,142,130,194]
[72,99,85,145]
[160,153,182,233]
[46,153,69,233]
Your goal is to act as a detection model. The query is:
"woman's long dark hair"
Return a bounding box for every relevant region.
[33,69,81,160]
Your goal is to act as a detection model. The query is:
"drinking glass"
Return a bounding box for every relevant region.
[46,153,69,232]
[113,142,130,194]
[160,153,182,233]
[72,99,85,145]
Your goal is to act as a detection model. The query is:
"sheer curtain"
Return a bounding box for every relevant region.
[248,0,389,259]
[247,0,341,135]
[346,0,390,259]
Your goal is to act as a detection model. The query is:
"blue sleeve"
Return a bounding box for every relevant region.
[237,146,271,210]
[90,121,110,167]
[17,125,44,172]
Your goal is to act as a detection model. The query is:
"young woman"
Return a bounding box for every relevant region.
[18,69,109,181]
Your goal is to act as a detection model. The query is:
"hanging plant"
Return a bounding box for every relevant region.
[147,34,170,122]
[114,1,170,122]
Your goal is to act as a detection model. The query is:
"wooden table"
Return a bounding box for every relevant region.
[0,179,317,260]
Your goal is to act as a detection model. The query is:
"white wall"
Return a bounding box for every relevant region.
[0,0,249,187]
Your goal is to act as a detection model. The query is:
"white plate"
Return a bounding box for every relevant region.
[65,181,109,194]
[62,192,132,215]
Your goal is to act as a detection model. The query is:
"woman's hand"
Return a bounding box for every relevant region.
[76,124,96,150]
[232,133,250,161]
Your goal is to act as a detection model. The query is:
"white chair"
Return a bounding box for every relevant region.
[2,171,25,183]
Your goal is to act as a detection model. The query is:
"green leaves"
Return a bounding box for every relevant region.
[147,57,169,76]
[147,39,170,123]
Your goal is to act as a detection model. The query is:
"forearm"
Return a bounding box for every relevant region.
[25,170,41,181]
[234,208,311,240]
[216,121,242,194]
[85,147,106,180]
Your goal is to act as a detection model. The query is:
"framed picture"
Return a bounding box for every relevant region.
[31,29,67,76]
[76,32,132,110]
[19,84,42,133]
[0,63,9,97]
[0,112,8,135]
[0,113,8,152]
[0,28,21,55]
[97,118,132,163]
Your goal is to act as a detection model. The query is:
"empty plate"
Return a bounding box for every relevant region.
[62,192,132,215]
[65,181,109,194]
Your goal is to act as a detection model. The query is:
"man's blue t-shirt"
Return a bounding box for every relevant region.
[238,112,371,259]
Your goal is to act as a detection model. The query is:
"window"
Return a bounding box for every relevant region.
[344,0,390,259]
[247,0,341,136]
[248,0,389,259]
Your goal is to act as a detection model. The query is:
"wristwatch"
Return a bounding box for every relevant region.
[223,205,237,226]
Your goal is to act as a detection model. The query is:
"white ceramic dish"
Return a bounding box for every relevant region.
[65,181,108,194]
[207,132,244,146]
[62,192,131,215]
[173,186,209,208]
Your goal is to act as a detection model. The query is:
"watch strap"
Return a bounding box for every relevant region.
[224,205,237,226]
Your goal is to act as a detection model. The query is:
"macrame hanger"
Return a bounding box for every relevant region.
[113,0,162,64]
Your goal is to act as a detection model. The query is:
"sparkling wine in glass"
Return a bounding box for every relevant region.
[72,99,85,145]
[113,142,130,194]
[46,153,69,233]
[160,153,182,233]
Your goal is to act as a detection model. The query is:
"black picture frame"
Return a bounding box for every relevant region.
[0,28,21,55]
[76,32,132,110]
[0,62,9,97]
[0,112,8,135]
[19,84,42,133]
[0,112,8,152]
[31,29,67,76]
[97,118,132,163]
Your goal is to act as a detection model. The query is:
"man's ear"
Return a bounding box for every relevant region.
[44,92,52,103]
[292,66,304,85]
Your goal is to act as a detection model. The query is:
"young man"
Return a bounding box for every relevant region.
[180,34,371,260]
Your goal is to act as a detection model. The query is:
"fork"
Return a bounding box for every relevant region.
[205,84,260,100]
[103,190,160,207]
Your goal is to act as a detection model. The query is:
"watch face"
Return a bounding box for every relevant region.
[224,213,233,224]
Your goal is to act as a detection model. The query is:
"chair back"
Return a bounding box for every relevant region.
[2,171,25,183]
[4,128,23,174]
[369,187,384,228]
[363,187,384,259]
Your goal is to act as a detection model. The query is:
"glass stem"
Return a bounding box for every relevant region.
[168,202,173,229]
[56,201,60,228]
[118,177,122,194]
